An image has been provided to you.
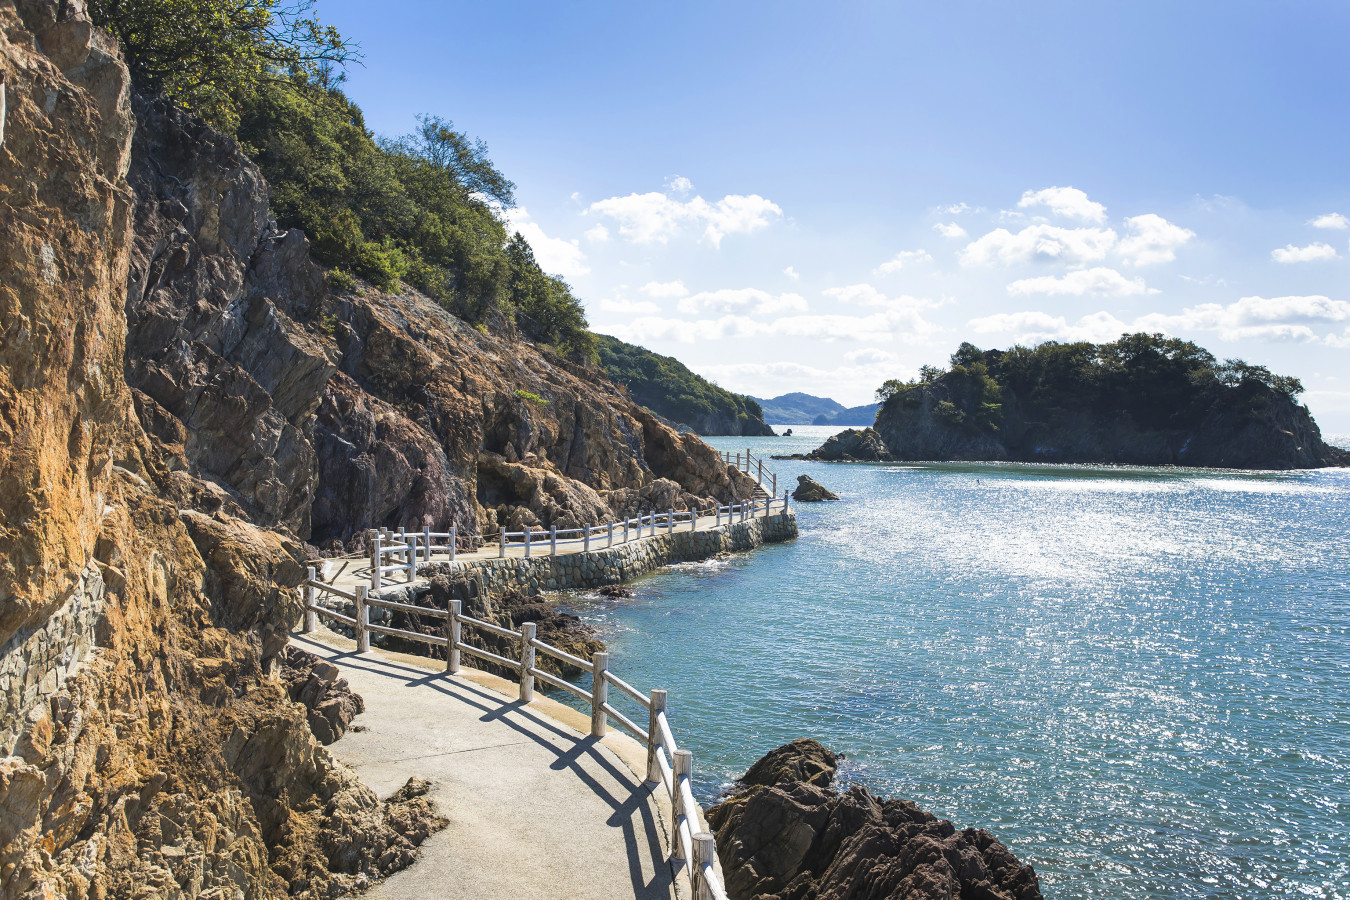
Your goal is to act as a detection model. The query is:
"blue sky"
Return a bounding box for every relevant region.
[320,0,1350,430]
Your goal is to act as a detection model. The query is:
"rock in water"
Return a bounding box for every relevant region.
[781,428,892,462]
[793,475,840,502]
[708,740,1043,900]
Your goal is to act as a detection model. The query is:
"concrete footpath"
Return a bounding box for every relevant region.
[292,628,677,900]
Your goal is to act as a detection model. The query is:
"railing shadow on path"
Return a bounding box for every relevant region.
[290,632,674,900]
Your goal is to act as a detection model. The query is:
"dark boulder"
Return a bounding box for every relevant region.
[281,646,365,744]
[708,740,1043,900]
[792,475,840,502]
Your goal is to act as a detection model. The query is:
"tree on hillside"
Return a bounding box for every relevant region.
[88,0,359,128]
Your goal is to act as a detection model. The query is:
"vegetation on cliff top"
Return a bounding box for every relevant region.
[877,334,1305,437]
[596,335,772,435]
[90,0,596,360]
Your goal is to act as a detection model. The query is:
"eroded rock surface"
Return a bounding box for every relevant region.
[708,740,1043,900]
[792,475,840,502]
[777,428,893,463]
[0,5,442,896]
[283,646,366,744]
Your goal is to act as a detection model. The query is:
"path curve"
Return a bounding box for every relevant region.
[293,629,677,900]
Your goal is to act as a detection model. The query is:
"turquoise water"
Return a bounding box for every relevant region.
[562,426,1350,900]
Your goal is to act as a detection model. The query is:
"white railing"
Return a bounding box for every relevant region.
[365,494,793,590]
[721,448,776,498]
[301,576,729,900]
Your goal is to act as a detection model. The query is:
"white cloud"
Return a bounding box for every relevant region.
[1310,213,1349,230]
[845,347,900,365]
[640,280,688,299]
[961,224,1117,267]
[675,288,807,316]
[1116,214,1195,266]
[587,189,782,247]
[1006,267,1156,296]
[822,284,941,311]
[874,249,933,274]
[1018,186,1107,223]
[969,294,1350,346]
[934,222,967,239]
[1271,242,1339,263]
[594,296,660,315]
[942,202,972,215]
[610,306,941,346]
[697,357,911,407]
[504,207,589,280]
[666,175,694,195]
[783,265,800,280]
[968,310,1131,345]
[584,223,610,242]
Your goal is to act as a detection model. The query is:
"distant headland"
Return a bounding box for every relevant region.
[779,334,1349,470]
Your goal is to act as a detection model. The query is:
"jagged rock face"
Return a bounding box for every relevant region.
[0,0,134,651]
[708,740,1043,900]
[1,6,442,897]
[123,97,758,548]
[125,93,334,536]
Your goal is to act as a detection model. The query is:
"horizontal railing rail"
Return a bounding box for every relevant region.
[721,447,777,500]
[363,492,793,590]
[300,574,728,899]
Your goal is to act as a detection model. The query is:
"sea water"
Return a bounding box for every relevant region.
[563,426,1350,899]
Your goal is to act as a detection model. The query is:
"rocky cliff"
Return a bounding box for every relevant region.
[709,740,1043,900]
[0,4,438,896]
[124,97,761,548]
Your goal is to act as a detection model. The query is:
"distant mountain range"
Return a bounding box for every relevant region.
[750,392,880,426]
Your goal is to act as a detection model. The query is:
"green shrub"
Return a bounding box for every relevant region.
[513,389,548,405]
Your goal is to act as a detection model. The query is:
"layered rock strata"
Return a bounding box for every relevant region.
[709,739,1043,900]
[0,5,441,896]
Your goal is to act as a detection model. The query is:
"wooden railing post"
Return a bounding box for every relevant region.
[608,520,615,548]
[772,472,777,496]
[446,598,462,673]
[370,532,382,590]
[524,528,532,558]
[668,508,675,535]
[716,505,722,527]
[303,566,317,632]
[449,525,457,561]
[550,525,557,556]
[757,457,763,485]
[693,832,717,900]
[691,508,698,532]
[672,749,692,859]
[645,689,667,784]
[590,651,609,737]
[499,526,506,558]
[584,525,592,553]
[398,527,408,575]
[355,585,370,652]
[519,621,536,702]
[405,533,417,581]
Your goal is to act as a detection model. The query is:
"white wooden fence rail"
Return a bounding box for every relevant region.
[301,575,730,900]
[365,494,792,590]
[721,448,776,498]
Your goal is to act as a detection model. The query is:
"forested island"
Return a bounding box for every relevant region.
[790,335,1348,469]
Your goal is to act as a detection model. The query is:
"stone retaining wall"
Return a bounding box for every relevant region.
[0,563,106,753]
[381,512,798,601]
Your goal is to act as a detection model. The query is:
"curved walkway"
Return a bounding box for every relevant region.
[292,628,676,900]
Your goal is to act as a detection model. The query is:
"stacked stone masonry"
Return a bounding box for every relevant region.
[0,564,106,754]
[378,512,798,605]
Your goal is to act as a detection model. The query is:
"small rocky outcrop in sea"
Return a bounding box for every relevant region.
[282,646,366,744]
[777,428,892,463]
[792,475,840,502]
[708,739,1042,900]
